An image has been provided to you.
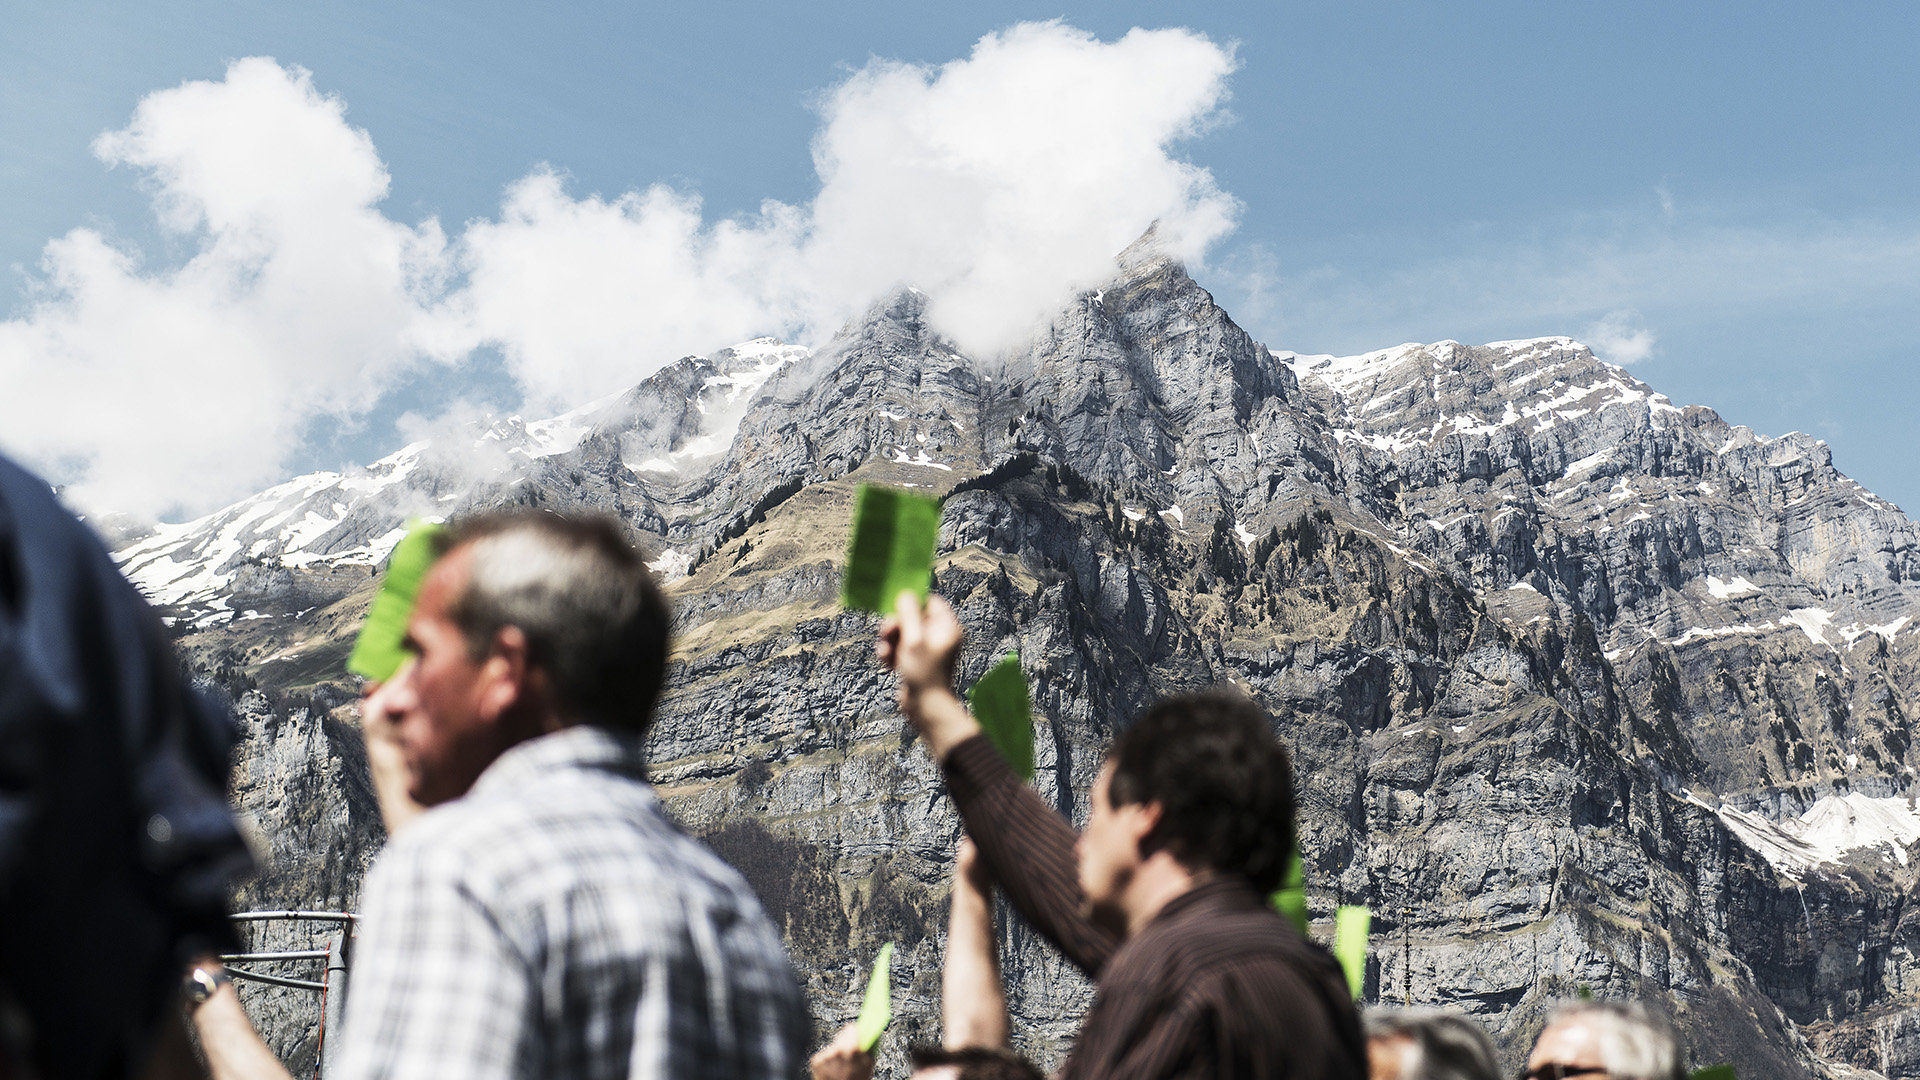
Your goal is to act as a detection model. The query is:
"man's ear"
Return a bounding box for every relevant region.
[1124,799,1164,858]
[477,625,531,718]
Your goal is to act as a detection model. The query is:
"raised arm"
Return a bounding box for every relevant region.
[879,594,1120,976]
[942,837,1007,1048]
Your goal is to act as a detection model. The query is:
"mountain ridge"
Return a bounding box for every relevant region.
[123,256,1920,1079]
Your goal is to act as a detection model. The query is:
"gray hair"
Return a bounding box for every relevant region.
[437,511,671,734]
[1543,1002,1684,1080]
[1365,1008,1499,1080]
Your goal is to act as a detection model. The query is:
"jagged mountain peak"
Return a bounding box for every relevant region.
[113,335,811,620]
[1114,219,1176,271]
[1280,333,1920,629]
[1287,335,1682,451]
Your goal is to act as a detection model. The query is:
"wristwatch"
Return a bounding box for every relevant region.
[183,964,232,1007]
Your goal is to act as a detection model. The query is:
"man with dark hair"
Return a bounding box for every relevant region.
[877,594,1365,1080]
[192,510,807,1080]
[1102,693,1298,895]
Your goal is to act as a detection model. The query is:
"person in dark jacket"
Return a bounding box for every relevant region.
[876,592,1366,1080]
[0,452,253,1079]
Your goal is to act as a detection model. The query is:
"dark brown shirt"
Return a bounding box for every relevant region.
[943,734,1366,1080]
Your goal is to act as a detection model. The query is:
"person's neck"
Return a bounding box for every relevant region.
[508,700,571,742]
[1119,853,1206,938]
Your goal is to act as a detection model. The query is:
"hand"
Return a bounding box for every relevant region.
[876,592,964,709]
[875,592,980,760]
[809,1023,875,1080]
[361,666,426,834]
[956,835,991,894]
[181,954,298,1080]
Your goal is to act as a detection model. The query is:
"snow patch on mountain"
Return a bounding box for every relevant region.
[1783,607,1836,645]
[888,447,954,471]
[1707,575,1760,599]
[646,547,694,582]
[1288,337,1682,456]
[1668,623,1770,647]
[115,459,421,613]
[1705,792,1920,878]
[634,339,808,474]
[113,338,807,616]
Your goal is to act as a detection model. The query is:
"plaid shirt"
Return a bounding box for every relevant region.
[334,726,808,1080]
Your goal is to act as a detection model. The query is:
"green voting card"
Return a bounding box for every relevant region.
[1690,1067,1736,1080]
[1270,846,1308,936]
[841,486,941,613]
[346,520,444,682]
[968,654,1033,781]
[854,942,894,1052]
[1334,905,1370,999]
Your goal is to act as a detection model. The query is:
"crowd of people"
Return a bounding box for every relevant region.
[0,460,1705,1080]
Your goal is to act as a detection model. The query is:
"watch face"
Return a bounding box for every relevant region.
[186,967,225,1005]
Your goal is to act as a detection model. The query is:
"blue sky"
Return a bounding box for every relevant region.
[3,2,1917,517]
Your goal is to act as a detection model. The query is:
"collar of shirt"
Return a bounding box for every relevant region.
[1139,874,1268,933]
[467,724,653,801]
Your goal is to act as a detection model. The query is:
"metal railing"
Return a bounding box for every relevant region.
[224,910,356,1079]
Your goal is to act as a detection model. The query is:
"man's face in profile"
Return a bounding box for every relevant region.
[1076,763,1149,926]
[384,545,514,806]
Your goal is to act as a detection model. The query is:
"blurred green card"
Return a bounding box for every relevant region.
[1334,905,1370,999]
[346,520,444,682]
[968,654,1033,781]
[841,486,941,613]
[855,942,894,1053]
[1690,1067,1736,1080]
[1270,846,1307,936]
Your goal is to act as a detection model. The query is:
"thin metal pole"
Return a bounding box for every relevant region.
[219,950,331,962]
[319,928,351,1080]
[229,911,358,923]
[226,968,328,991]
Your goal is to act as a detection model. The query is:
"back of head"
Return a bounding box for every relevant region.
[1365,1008,1499,1080]
[0,452,252,1077]
[1106,689,1296,893]
[908,1045,1044,1080]
[1541,1002,1684,1080]
[437,511,671,734]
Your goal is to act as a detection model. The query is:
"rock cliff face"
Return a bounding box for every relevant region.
[127,254,1920,1078]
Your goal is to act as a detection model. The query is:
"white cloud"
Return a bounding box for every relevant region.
[431,20,1240,408]
[1583,310,1656,365]
[423,173,810,411]
[3,25,1239,518]
[800,22,1238,360]
[0,58,446,518]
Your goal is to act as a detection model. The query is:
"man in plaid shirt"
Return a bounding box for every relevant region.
[191,511,807,1080]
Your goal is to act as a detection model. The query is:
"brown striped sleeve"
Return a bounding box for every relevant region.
[942,733,1120,976]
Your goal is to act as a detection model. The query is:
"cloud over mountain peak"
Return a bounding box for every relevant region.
[1,23,1238,520]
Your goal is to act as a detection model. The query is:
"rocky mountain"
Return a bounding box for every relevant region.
[124,250,1920,1078]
